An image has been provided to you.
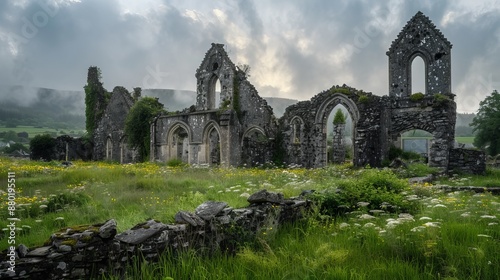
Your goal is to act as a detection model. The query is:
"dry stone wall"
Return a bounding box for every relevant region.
[0,190,311,279]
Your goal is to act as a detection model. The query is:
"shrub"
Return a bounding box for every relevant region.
[410,92,425,101]
[30,134,56,161]
[310,169,418,216]
[358,95,370,103]
[166,158,186,167]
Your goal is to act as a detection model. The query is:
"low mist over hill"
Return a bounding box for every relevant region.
[0,85,476,134]
[0,85,85,129]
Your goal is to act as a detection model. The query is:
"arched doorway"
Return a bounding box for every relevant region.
[315,93,360,167]
[204,123,221,165]
[241,127,269,167]
[168,124,190,163]
[326,104,354,164]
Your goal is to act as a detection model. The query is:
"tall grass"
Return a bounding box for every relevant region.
[1,157,499,279]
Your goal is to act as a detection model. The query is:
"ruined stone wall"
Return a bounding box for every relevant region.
[387,94,456,169]
[53,135,93,161]
[280,86,384,168]
[448,148,486,175]
[152,43,276,167]
[238,78,277,166]
[0,190,310,279]
[93,86,137,163]
[387,11,452,97]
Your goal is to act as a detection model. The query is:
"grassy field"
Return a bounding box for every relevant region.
[0,125,85,139]
[0,158,498,279]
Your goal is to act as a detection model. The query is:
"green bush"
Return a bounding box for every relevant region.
[30,134,56,161]
[166,158,187,167]
[410,92,425,101]
[310,169,417,216]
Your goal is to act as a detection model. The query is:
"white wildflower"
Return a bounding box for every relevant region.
[359,214,376,220]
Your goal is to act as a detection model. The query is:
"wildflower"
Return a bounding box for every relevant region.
[480,215,497,219]
[339,222,350,229]
[488,222,498,226]
[398,213,414,222]
[7,218,21,221]
[240,193,250,198]
[423,222,440,228]
[363,223,376,228]
[460,212,471,218]
[386,220,400,229]
[419,217,432,221]
[477,234,492,238]
[411,226,426,232]
[358,214,376,220]
[357,202,370,207]
[433,204,447,208]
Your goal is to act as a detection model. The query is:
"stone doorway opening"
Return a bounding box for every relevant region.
[326,104,354,164]
[392,129,434,164]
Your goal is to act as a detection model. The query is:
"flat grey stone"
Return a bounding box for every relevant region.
[26,246,52,257]
[195,201,228,220]
[174,211,205,227]
[99,219,117,239]
[115,219,167,245]
[247,190,284,204]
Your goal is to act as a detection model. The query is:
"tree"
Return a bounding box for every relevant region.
[333,109,346,125]
[30,134,56,161]
[125,97,165,161]
[471,90,500,155]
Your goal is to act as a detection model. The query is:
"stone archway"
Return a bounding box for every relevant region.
[241,126,269,167]
[167,122,191,164]
[203,122,221,165]
[314,93,360,167]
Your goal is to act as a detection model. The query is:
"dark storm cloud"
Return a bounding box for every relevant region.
[0,0,499,113]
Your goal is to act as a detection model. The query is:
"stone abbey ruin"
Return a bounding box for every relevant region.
[88,11,484,174]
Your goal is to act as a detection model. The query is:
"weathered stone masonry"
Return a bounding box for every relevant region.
[93,86,137,163]
[0,190,310,279]
[99,11,481,173]
[150,43,277,167]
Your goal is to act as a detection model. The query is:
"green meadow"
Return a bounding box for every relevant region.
[0,158,498,279]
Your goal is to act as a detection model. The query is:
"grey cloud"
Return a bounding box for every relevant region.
[0,0,499,113]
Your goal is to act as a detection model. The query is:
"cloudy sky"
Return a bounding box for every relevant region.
[1,0,500,113]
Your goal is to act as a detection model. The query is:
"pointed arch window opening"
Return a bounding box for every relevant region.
[208,76,222,109]
[411,55,427,95]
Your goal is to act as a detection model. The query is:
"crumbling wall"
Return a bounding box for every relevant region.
[387,11,452,98]
[279,85,383,168]
[151,44,276,167]
[93,86,137,163]
[448,148,486,175]
[0,190,310,279]
[53,135,93,161]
